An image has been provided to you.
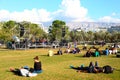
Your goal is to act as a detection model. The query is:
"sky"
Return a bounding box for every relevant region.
[0,0,120,24]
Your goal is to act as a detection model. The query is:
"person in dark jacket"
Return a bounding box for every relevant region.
[57,48,63,55]
[33,56,42,73]
[70,61,103,73]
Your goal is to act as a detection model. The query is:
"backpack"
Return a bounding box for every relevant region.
[103,65,113,74]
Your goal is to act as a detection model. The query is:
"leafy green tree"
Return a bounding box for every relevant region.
[87,31,94,41]
[1,20,17,41]
[69,31,76,41]
[48,20,69,42]
[19,21,47,40]
[0,21,46,42]
[111,31,120,42]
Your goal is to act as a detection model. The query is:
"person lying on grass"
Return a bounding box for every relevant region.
[10,56,42,77]
[70,61,103,73]
[10,66,37,77]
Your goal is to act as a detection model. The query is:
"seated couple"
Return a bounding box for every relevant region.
[10,56,42,77]
[84,48,100,57]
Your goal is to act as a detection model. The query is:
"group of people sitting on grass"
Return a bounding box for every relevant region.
[83,45,118,57]
[102,44,118,55]
[48,48,63,56]
[83,47,100,57]
[48,45,118,57]
[10,56,42,77]
[64,47,81,54]
[107,47,118,55]
[48,47,81,57]
[70,61,114,74]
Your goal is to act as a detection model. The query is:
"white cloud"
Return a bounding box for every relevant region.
[0,0,119,24]
[99,13,120,23]
[0,9,52,24]
[57,0,91,22]
[99,16,120,23]
[61,0,87,18]
[0,10,10,21]
[0,0,96,23]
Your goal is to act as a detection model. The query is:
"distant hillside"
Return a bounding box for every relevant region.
[42,22,120,32]
[66,22,120,30]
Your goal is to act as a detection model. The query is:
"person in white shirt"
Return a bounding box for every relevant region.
[10,67,37,77]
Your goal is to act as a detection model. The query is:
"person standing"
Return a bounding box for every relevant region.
[74,40,77,48]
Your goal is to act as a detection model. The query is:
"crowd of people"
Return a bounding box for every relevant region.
[83,44,119,57]
[47,42,119,57]
[9,42,119,77]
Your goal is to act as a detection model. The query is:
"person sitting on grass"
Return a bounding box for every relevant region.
[75,47,81,53]
[72,48,77,54]
[33,56,42,73]
[48,49,54,56]
[57,48,63,55]
[103,48,109,55]
[82,43,87,50]
[64,48,71,53]
[83,49,93,57]
[94,48,100,57]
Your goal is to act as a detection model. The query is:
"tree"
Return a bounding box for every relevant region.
[111,31,120,42]
[19,21,46,40]
[0,21,47,43]
[87,31,94,41]
[1,20,17,41]
[48,20,68,42]
[69,30,76,41]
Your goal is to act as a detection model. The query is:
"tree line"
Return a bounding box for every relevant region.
[0,20,120,44]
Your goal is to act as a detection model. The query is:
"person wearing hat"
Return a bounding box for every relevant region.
[33,56,42,73]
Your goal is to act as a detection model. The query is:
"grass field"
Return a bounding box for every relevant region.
[0,45,120,80]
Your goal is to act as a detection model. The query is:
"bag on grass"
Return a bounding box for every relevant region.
[103,65,113,74]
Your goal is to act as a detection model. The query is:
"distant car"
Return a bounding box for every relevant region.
[116,51,120,57]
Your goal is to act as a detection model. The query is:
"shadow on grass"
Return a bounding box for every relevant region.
[68,66,89,73]
[114,68,120,72]
[74,55,92,58]
[40,54,63,57]
[0,49,11,51]
[40,55,48,57]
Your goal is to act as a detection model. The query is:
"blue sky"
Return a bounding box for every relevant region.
[81,0,120,19]
[0,0,61,12]
[0,0,120,23]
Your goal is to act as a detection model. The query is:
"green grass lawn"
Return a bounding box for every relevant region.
[0,46,120,80]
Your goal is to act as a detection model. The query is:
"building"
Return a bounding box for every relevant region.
[108,26,120,32]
